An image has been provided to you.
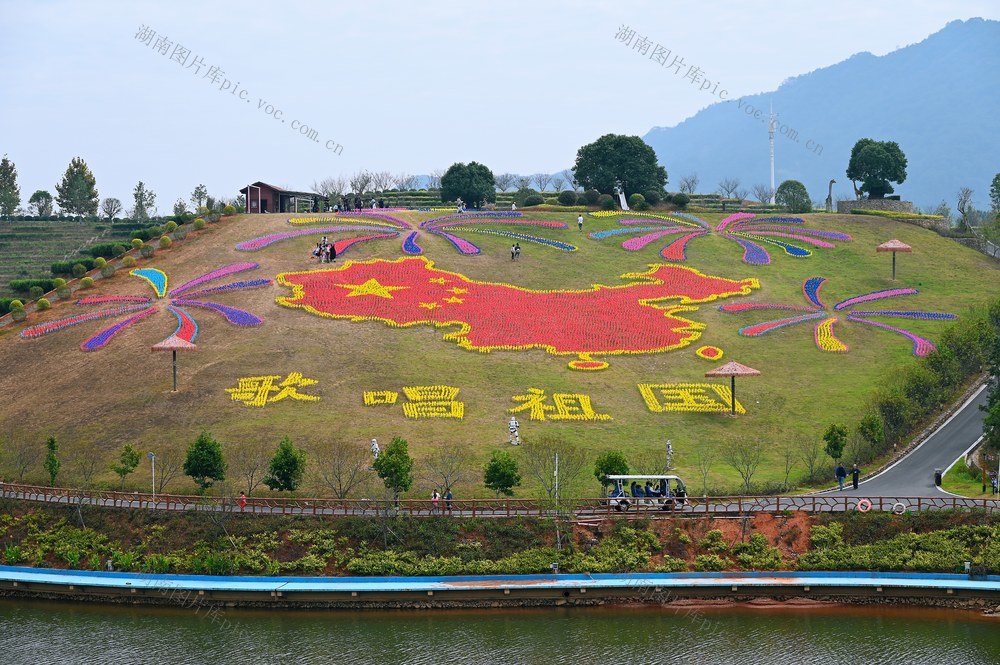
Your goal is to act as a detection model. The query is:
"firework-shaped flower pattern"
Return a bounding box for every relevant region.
[20,263,270,351]
[719,276,957,356]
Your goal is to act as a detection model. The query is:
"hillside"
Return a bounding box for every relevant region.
[0,210,997,498]
[643,18,1000,210]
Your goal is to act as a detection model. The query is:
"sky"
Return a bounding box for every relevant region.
[1,0,996,212]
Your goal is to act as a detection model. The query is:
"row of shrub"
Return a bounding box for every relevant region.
[851,209,946,221]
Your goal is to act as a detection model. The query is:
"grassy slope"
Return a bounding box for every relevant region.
[1,211,997,497]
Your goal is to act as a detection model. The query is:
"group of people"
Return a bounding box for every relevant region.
[628,479,680,499]
[334,195,386,211]
[312,236,337,263]
[430,488,454,514]
[835,463,862,490]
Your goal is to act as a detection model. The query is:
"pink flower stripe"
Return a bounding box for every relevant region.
[20,304,151,339]
[180,279,272,299]
[738,311,826,336]
[428,229,481,254]
[236,226,397,251]
[833,288,918,311]
[846,313,937,357]
[622,229,692,251]
[715,212,756,232]
[170,262,262,297]
[742,232,835,248]
[75,295,153,305]
[81,306,158,351]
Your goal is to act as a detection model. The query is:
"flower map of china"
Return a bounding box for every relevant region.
[277,257,759,370]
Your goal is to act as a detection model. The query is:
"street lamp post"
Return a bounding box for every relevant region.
[148,452,156,502]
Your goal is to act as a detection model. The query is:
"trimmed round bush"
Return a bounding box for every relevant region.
[131,238,144,250]
[643,190,661,206]
[52,278,66,288]
[140,243,155,258]
[80,277,95,289]
[29,286,44,300]
[101,263,116,278]
[163,221,178,233]
[10,299,24,310]
[94,257,107,269]
[557,190,577,206]
[174,228,187,241]
[159,235,172,249]
[37,298,51,311]
[598,194,616,210]
[112,244,127,257]
[193,218,206,230]
[72,263,87,279]
[122,255,137,268]
[672,192,690,209]
[223,204,236,216]
[627,193,646,209]
[523,194,544,206]
[583,189,601,205]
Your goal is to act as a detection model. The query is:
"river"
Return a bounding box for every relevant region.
[1,599,998,664]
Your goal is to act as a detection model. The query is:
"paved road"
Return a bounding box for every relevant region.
[822,384,989,498]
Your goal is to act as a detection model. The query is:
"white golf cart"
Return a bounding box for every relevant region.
[605,474,687,512]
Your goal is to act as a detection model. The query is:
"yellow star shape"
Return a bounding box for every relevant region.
[335,278,408,299]
[419,301,441,310]
[429,277,448,285]
[444,296,464,304]
[448,287,468,294]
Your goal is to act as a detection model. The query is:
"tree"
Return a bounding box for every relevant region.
[823,424,848,462]
[131,181,156,221]
[750,184,775,204]
[369,170,392,193]
[315,437,371,499]
[990,173,1000,213]
[423,442,471,495]
[779,442,796,490]
[551,177,565,192]
[28,190,53,217]
[775,179,812,213]
[717,177,741,198]
[857,412,885,451]
[373,436,413,501]
[228,438,270,495]
[54,157,99,215]
[43,436,60,486]
[349,170,372,195]
[440,162,496,207]
[984,400,1000,451]
[798,437,824,483]
[66,443,100,487]
[720,436,763,494]
[678,174,699,194]
[532,173,552,192]
[0,155,21,216]
[2,428,40,482]
[483,450,521,497]
[427,169,446,191]
[110,444,141,490]
[520,434,586,499]
[153,452,183,494]
[593,450,629,490]
[516,176,532,190]
[183,431,226,493]
[694,448,714,496]
[264,436,307,492]
[172,198,188,217]
[572,134,667,196]
[956,187,974,231]
[845,138,907,199]
[494,173,516,193]
[190,184,208,210]
[314,176,348,199]
[391,172,416,192]
[101,197,122,221]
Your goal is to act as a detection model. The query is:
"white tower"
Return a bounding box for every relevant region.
[768,102,776,204]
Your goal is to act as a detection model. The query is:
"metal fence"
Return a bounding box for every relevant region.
[1,481,998,518]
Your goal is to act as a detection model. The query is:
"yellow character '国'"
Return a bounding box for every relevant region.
[637,383,744,414]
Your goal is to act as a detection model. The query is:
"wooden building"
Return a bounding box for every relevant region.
[239,182,328,214]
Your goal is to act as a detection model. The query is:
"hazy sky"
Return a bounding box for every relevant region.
[2,0,996,210]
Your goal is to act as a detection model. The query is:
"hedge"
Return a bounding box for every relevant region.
[9,279,58,294]
[51,258,98,275]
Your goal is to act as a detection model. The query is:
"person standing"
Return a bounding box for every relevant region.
[511,243,516,261]
[508,416,520,445]
[836,462,847,491]
[577,214,584,231]
[431,490,440,515]
[444,488,453,514]
[371,438,380,460]
[851,464,861,490]
[239,492,247,511]
[511,202,517,211]
[514,242,521,260]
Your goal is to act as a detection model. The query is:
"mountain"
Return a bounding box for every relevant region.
[643,18,1000,210]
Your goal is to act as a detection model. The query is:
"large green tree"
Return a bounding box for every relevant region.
[846,138,907,199]
[440,162,496,207]
[28,190,54,217]
[823,424,848,462]
[593,450,630,490]
[775,179,812,213]
[572,134,667,197]
[483,450,521,497]
[373,436,413,501]
[184,431,226,493]
[989,172,1000,213]
[132,181,157,221]
[264,436,307,492]
[55,157,99,215]
[0,155,20,216]
[43,436,60,486]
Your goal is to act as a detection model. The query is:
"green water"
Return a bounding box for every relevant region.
[1,599,998,664]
